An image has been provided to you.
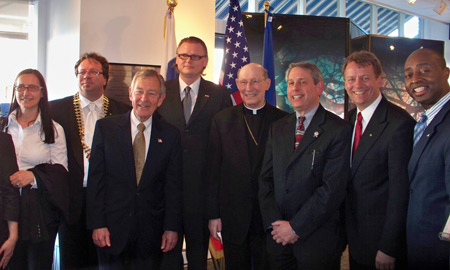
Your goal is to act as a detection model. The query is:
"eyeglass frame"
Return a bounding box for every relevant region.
[177,54,207,61]
[76,70,104,76]
[236,79,262,88]
[14,84,43,93]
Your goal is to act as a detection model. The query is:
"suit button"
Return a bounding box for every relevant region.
[185,129,190,133]
[130,212,133,216]
[285,189,289,194]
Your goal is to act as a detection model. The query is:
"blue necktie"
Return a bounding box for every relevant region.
[413,113,427,147]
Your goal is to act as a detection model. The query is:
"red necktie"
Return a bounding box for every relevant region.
[294,116,306,150]
[352,112,362,157]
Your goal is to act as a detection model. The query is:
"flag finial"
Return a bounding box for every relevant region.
[167,0,178,8]
[264,1,270,27]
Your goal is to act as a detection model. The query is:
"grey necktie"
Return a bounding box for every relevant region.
[183,86,192,123]
[133,123,146,185]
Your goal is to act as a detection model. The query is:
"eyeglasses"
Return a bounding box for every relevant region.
[76,70,104,76]
[177,54,206,61]
[14,84,42,93]
[237,79,261,87]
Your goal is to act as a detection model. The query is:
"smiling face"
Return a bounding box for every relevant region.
[15,74,43,112]
[404,49,450,110]
[286,67,323,115]
[236,63,270,109]
[344,61,381,111]
[76,59,107,100]
[129,76,166,122]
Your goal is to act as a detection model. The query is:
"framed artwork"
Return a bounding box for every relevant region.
[105,63,160,106]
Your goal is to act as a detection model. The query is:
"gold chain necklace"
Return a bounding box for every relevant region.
[73,92,109,158]
[243,115,258,146]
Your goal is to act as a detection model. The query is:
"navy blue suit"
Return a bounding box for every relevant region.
[86,112,182,269]
[407,99,450,269]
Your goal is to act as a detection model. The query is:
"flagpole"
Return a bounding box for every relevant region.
[162,0,178,80]
[264,1,270,28]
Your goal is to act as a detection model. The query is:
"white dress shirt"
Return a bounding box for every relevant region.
[7,110,68,188]
[80,94,103,187]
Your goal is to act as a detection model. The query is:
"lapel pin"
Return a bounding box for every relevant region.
[370,133,373,137]
[205,94,210,98]
[313,131,319,138]
[157,138,163,143]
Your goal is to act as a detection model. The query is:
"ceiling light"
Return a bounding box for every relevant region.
[408,0,416,5]
[434,0,448,15]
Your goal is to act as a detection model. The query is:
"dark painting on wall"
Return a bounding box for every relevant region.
[351,35,444,120]
[242,13,359,118]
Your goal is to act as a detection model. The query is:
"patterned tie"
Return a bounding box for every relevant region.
[294,116,306,149]
[133,123,146,185]
[413,113,428,147]
[352,112,363,157]
[183,86,192,123]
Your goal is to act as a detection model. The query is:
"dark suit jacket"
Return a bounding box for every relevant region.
[206,103,287,244]
[0,133,19,244]
[407,98,450,269]
[157,78,232,219]
[50,96,130,224]
[86,112,182,255]
[259,104,351,267]
[346,97,414,266]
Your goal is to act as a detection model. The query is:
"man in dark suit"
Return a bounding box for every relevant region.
[0,133,19,269]
[343,51,415,270]
[206,63,287,270]
[158,36,232,270]
[404,48,450,269]
[51,52,130,270]
[86,69,182,269]
[259,61,351,269]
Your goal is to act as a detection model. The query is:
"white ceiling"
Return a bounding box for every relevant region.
[367,0,450,24]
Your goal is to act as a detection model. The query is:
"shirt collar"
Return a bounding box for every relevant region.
[79,93,104,110]
[244,101,266,115]
[130,110,152,130]
[7,109,42,128]
[179,77,201,97]
[357,93,382,123]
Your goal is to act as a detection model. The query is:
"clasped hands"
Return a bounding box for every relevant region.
[271,220,299,246]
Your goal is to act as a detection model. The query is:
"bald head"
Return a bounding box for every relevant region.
[404,48,450,109]
[236,63,271,109]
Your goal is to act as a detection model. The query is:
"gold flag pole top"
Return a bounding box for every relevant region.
[264,1,270,28]
[164,0,177,39]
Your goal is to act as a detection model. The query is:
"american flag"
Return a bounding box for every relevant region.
[220,0,250,105]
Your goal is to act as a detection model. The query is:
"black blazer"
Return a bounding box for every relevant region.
[206,103,287,244]
[157,78,232,218]
[50,96,130,224]
[346,97,414,266]
[0,133,19,244]
[86,112,182,255]
[259,104,351,267]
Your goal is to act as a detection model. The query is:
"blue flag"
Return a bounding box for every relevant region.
[263,10,276,106]
[220,0,250,105]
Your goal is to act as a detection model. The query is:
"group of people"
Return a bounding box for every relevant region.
[0,34,448,270]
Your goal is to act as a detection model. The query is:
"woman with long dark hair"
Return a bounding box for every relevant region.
[2,69,68,269]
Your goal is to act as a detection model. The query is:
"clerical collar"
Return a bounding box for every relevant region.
[244,101,266,115]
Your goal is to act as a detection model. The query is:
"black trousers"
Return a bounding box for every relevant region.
[222,231,269,270]
[9,224,58,270]
[97,241,162,270]
[58,188,98,270]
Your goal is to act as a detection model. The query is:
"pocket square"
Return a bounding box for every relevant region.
[205,95,210,98]
[157,138,163,143]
